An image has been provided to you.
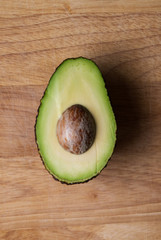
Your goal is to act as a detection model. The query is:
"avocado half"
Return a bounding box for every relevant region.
[36,57,116,184]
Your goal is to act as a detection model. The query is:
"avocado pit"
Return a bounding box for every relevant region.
[56,104,96,154]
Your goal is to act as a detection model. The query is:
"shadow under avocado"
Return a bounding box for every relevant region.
[102,68,143,154]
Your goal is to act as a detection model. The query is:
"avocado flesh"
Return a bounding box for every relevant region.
[36,57,116,183]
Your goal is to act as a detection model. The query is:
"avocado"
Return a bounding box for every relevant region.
[36,57,116,184]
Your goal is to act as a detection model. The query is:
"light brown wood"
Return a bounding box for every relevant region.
[1,0,161,16]
[0,1,161,239]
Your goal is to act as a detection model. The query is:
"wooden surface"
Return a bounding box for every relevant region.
[0,1,161,239]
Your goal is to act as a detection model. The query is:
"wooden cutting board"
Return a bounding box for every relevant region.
[0,1,161,239]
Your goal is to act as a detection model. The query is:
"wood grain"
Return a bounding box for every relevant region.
[1,0,161,16]
[0,1,161,239]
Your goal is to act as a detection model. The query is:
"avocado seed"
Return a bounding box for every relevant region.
[56,104,96,154]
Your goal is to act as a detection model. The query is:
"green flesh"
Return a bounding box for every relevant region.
[36,57,116,184]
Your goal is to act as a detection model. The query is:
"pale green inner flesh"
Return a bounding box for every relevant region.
[36,58,116,183]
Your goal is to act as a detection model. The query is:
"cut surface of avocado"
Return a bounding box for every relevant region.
[36,57,116,184]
